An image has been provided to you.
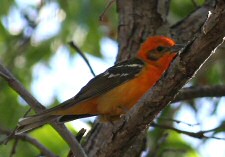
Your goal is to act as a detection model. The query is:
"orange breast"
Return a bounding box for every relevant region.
[96,64,163,116]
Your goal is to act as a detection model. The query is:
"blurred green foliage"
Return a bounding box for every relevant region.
[170,0,205,19]
[0,0,224,157]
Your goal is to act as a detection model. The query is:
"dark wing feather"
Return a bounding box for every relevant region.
[56,58,145,110]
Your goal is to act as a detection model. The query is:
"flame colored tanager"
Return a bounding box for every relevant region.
[16,36,183,134]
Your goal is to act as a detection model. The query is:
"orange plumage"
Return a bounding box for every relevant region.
[16,36,182,133]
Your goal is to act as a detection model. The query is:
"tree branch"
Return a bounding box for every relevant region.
[83,0,225,156]
[151,122,225,140]
[156,117,199,127]
[0,128,57,157]
[174,85,225,102]
[99,0,116,21]
[9,139,19,157]
[69,41,96,77]
[0,62,87,157]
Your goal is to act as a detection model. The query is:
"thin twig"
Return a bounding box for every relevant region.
[157,117,200,127]
[68,128,87,157]
[24,108,32,116]
[0,62,87,157]
[151,123,225,140]
[76,128,87,142]
[0,71,10,79]
[69,41,96,77]
[3,108,32,144]
[9,139,19,157]
[191,0,198,7]
[99,0,116,21]
[0,128,57,157]
[8,108,32,157]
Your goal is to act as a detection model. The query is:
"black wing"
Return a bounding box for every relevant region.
[57,58,145,109]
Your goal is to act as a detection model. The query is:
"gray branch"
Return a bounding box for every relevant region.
[151,122,225,140]
[0,62,87,157]
[174,85,225,102]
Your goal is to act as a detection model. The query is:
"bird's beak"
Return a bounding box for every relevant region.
[170,44,184,53]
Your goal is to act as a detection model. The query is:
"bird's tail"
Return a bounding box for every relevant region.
[15,98,95,134]
[15,99,72,134]
[16,113,59,134]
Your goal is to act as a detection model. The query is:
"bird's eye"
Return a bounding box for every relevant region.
[156,46,164,52]
[147,46,169,61]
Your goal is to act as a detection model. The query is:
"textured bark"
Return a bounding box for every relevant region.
[116,0,170,62]
[83,0,225,156]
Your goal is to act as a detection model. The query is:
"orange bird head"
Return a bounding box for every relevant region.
[137,36,183,69]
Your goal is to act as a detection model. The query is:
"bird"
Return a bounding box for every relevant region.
[16,36,183,134]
